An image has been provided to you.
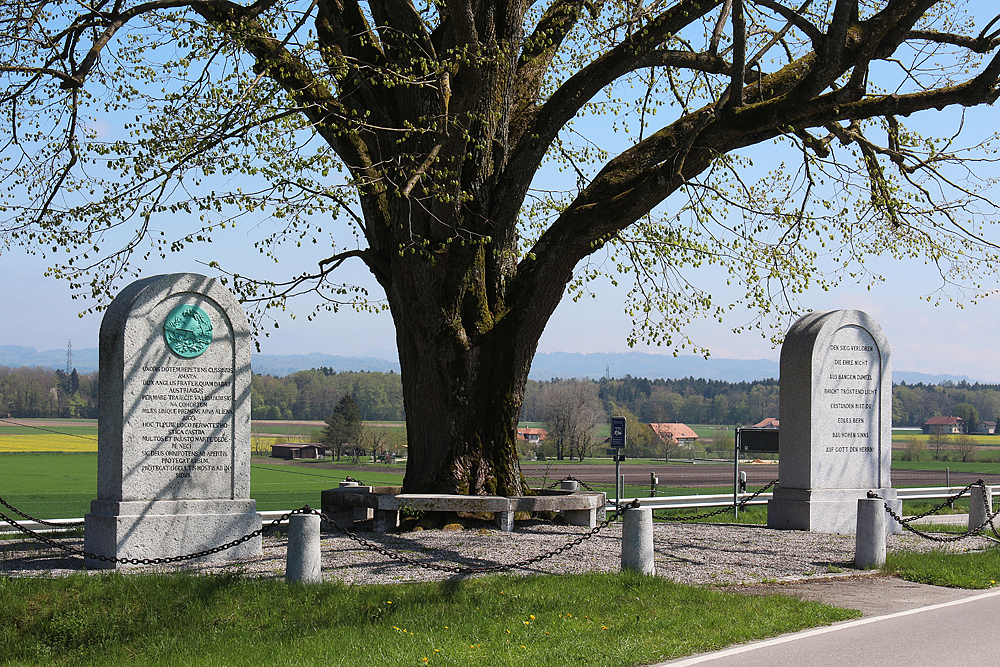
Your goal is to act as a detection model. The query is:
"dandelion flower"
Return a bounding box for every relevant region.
[529,615,535,620]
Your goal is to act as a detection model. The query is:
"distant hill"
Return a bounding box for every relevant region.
[0,345,100,373]
[0,345,982,385]
[527,351,973,385]
[252,353,401,376]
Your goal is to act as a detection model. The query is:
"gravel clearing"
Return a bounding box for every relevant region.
[1,520,992,586]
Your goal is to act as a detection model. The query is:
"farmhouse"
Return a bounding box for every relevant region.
[751,417,780,429]
[517,428,547,444]
[649,423,699,446]
[921,416,963,435]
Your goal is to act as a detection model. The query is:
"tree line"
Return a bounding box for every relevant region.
[3,364,1000,431]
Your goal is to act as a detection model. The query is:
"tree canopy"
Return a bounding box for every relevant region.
[4,0,1000,494]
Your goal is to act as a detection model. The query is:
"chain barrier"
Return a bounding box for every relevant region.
[0,499,306,565]
[0,490,624,574]
[665,479,779,522]
[545,475,597,492]
[0,495,85,528]
[877,480,1000,544]
[314,503,626,574]
[893,481,978,525]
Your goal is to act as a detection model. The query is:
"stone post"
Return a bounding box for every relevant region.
[560,480,580,492]
[969,484,994,533]
[286,513,322,584]
[621,507,655,575]
[854,497,886,568]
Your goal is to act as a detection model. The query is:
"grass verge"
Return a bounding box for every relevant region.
[883,548,1000,589]
[0,571,856,667]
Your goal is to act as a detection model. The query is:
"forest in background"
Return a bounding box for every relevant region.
[2,365,1000,429]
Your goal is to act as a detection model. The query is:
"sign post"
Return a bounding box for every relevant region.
[611,417,626,508]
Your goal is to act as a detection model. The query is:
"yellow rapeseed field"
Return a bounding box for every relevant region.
[0,434,98,453]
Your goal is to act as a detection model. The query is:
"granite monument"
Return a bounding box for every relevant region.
[84,273,262,566]
[767,309,902,534]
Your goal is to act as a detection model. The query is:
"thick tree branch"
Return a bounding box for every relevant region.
[511,0,597,139]
[503,0,722,203]
[909,29,1000,53]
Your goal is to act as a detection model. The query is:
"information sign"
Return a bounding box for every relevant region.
[610,417,626,448]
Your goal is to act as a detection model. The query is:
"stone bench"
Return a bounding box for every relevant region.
[320,485,606,532]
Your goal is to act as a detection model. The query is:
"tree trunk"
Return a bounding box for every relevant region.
[393,301,534,495]
[382,211,555,496]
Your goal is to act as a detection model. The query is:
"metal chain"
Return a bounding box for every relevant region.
[0,495,85,528]
[0,504,304,565]
[545,475,597,492]
[879,482,1000,544]
[0,490,622,574]
[895,481,977,524]
[666,479,779,522]
[313,505,623,574]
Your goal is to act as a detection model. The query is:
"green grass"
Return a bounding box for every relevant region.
[0,454,407,519]
[890,460,1000,475]
[0,571,857,667]
[884,549,1000,588]
[0,453,97,519]
[250,461,404,511]
[653,504,769,525]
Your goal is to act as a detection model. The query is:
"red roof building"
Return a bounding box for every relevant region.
[922,416,963,435]
[517,428,547,443]
[649,423,699,444]
[751,417,779,429]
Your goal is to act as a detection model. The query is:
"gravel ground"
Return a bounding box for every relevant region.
[1,520,992,587]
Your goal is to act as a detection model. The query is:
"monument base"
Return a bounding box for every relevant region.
[767,487,902,535]
[84,499,262,569]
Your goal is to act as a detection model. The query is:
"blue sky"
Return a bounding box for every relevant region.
[4,1,1000,382]
[7,230,1000,382]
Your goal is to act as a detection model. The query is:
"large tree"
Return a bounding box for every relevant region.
[4,0,1000,494]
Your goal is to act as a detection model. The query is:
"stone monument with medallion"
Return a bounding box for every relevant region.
[84,273,261,567]
[767,309,902,534]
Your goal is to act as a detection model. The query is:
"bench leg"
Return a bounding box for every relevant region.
[563,508,597,528]
[374,509,399,532]
[354,507,374,522]
[495,511,515,532]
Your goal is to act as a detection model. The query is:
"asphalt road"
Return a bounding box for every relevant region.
[519,462,1000,489]
[653,585,1000,667]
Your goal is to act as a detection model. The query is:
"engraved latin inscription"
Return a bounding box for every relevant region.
[134,364,234,484]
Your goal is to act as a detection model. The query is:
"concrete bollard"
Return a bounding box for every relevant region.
[621,507,655,575]
[286,513,322,584]
[855,498,886,569]
[969,484,994,533]
[560,480,581,492]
